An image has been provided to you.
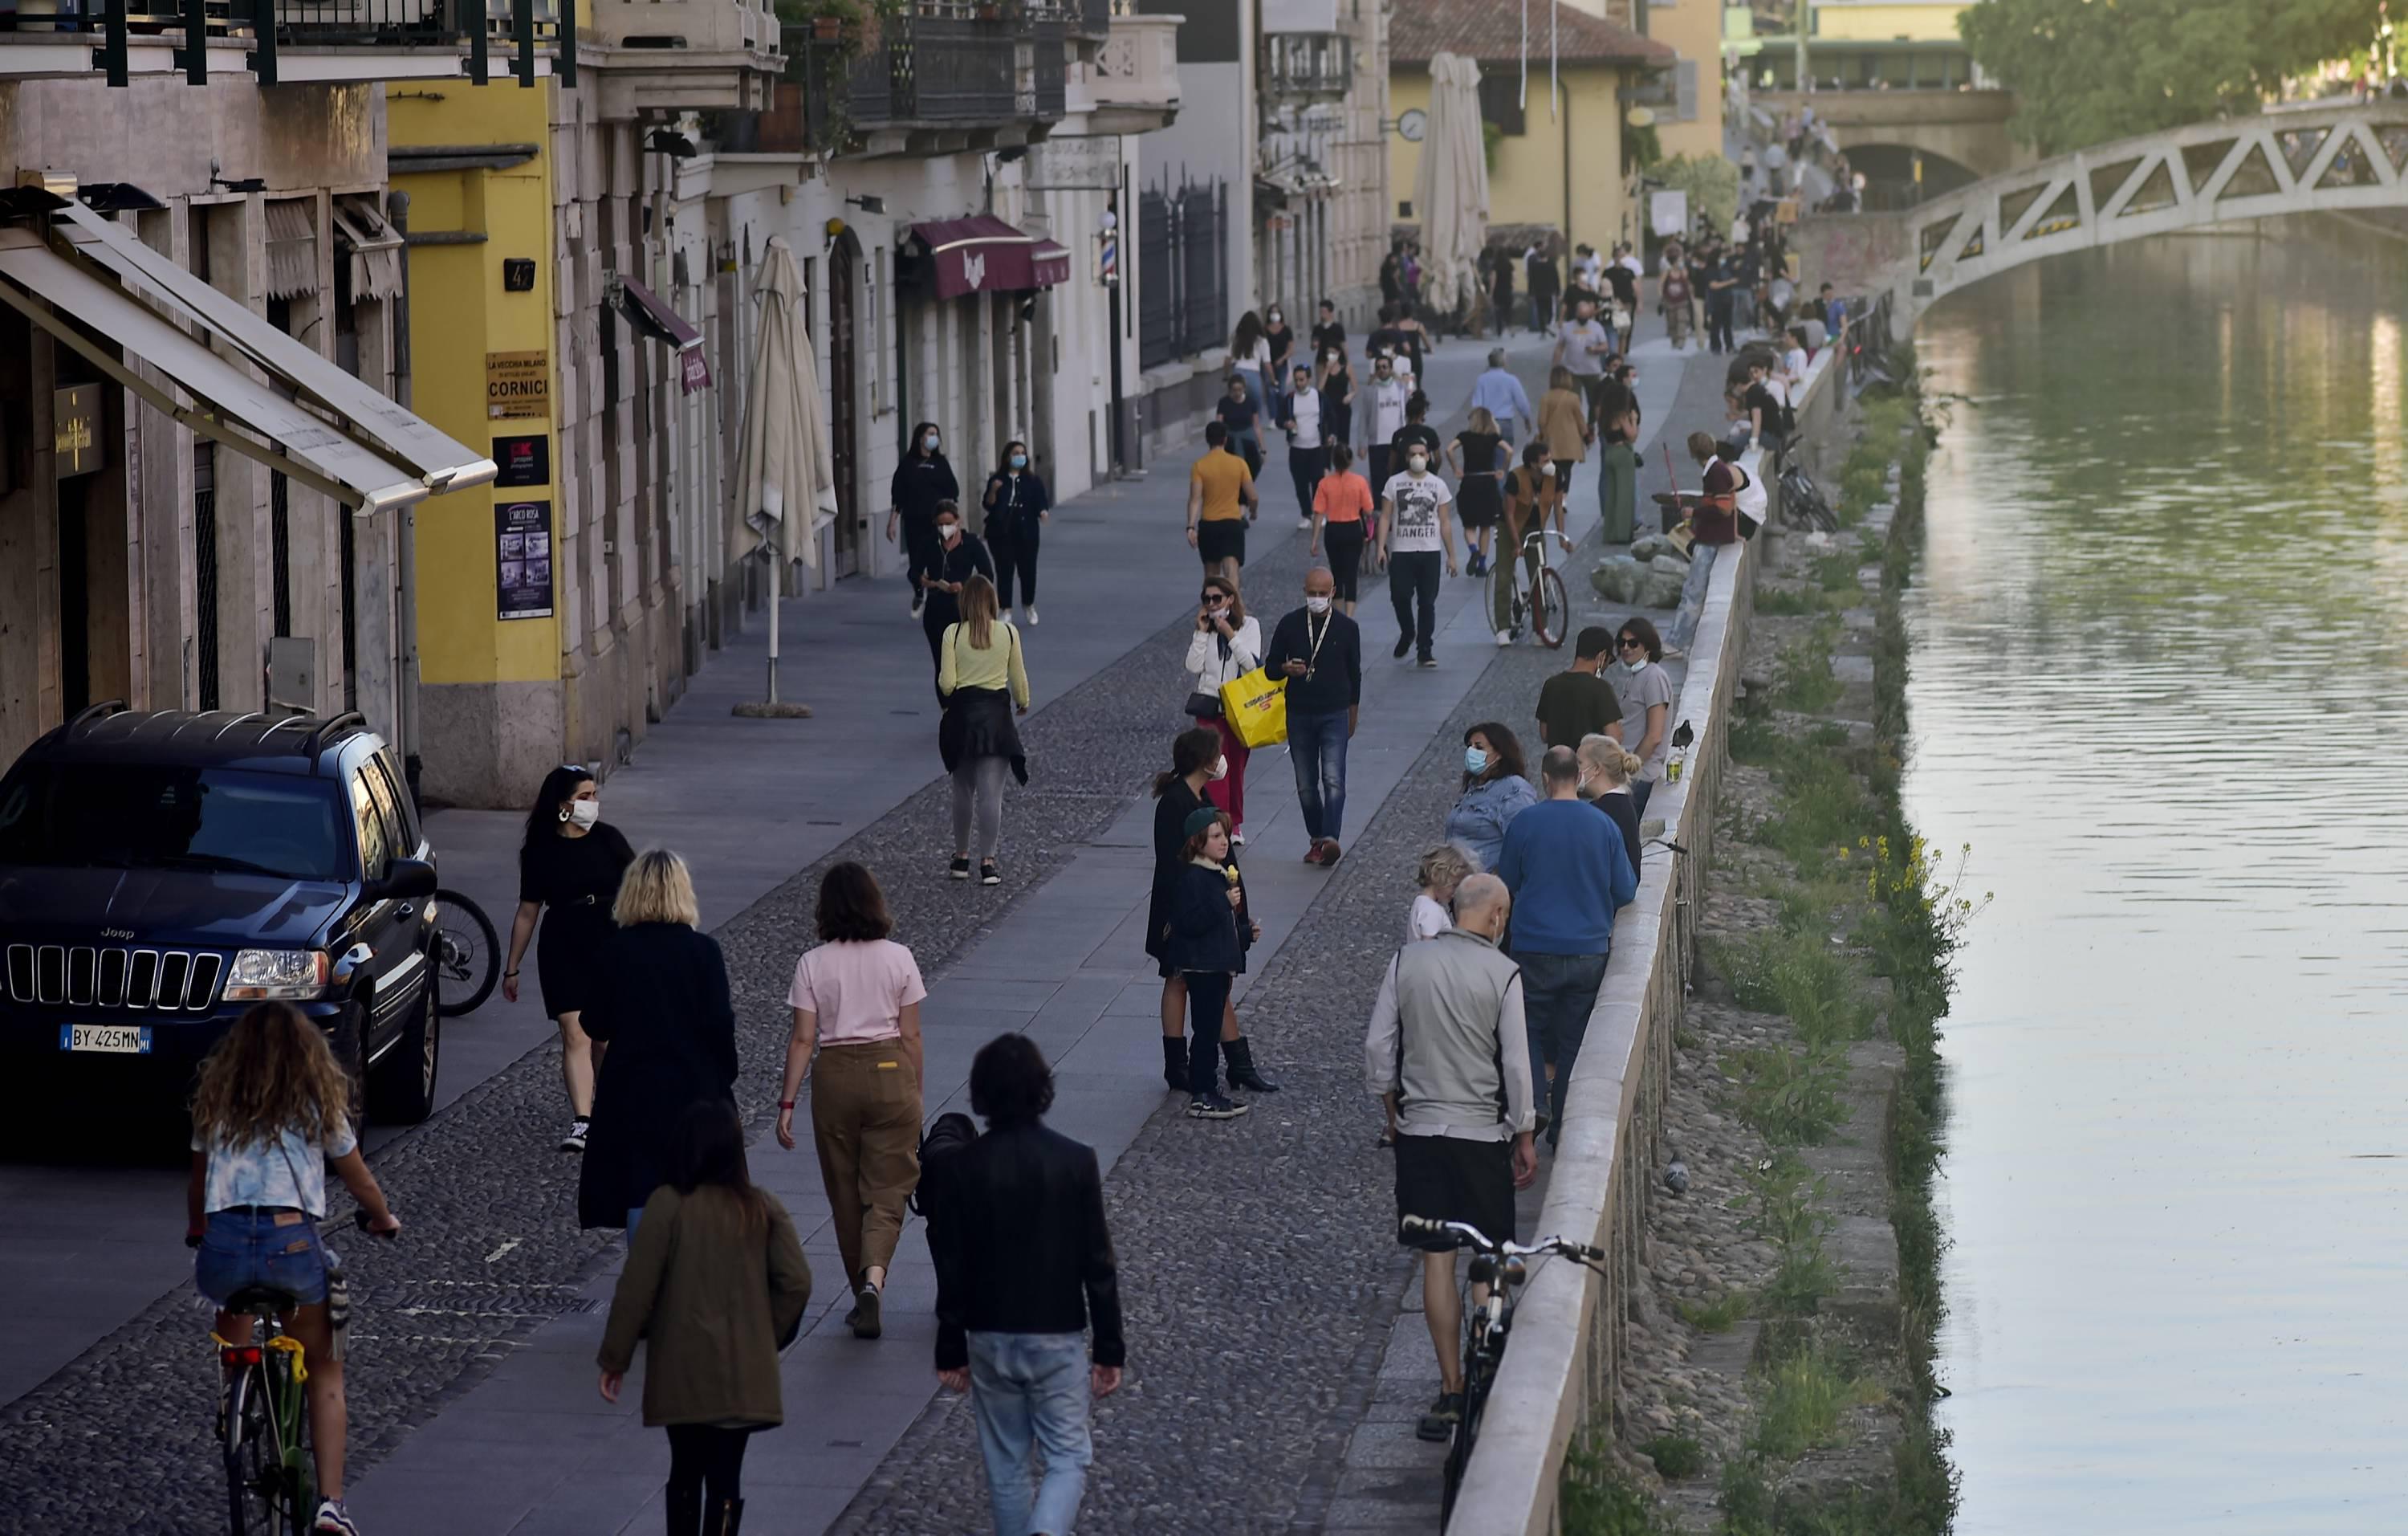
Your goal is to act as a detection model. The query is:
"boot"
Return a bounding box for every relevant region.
[1224,1036,1281,1094]
[1161,1037,1188,1093]
[709,1498,745,1536]
[667,1481,703,1536]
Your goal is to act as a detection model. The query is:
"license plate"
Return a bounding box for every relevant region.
[59,1023,153,1054]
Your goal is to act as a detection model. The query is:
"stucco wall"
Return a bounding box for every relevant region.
[1388,66,1634,258]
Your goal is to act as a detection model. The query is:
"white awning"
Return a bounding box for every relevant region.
[331,194,404,302]
[263,198,319,300]
[0,228,439,514]
[53,200,494,498]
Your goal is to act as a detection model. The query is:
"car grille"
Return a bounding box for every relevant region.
[5,943,225,1012]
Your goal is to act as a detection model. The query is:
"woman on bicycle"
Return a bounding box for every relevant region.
[189,1000,401,1536]
[600,1100,812,1536]
[577,849,738,1239]
[1491,443,1555,646]
[502,763,636,1155]
[776,862,926,1340]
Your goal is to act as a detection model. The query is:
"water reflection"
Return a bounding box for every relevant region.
[1907,228,2408,1534]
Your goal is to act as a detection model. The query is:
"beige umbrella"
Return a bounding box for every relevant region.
[730,235,836,715]
[1413,51,1491,319]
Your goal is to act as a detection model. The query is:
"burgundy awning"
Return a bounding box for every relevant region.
[618,275,712,394]
[911,215,1072,300]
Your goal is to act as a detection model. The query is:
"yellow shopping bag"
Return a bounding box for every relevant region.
[1219,666,1289,749]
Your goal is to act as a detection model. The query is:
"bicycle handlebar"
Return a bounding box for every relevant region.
[1401,1215,1605,1265]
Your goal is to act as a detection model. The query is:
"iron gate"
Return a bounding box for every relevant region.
[1137,176,1226,369]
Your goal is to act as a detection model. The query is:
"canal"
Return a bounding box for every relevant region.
[1906,223,2408,1533]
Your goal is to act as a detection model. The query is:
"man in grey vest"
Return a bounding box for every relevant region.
[1362,873,1538,1443]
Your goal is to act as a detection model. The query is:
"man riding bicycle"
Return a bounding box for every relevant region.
[1361,874,1539,1442]
[188,1001,401,1536]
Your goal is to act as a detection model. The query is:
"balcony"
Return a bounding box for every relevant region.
[1076,7,1176,133]
[1259,29,1347,101]
[764,9,1062,156]
[0,0,551,85]
[587,0,779,116]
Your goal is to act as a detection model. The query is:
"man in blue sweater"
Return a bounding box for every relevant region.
[1497,745,1637,1148]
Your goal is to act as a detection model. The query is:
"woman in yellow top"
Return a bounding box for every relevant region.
[937,575,1031,885]
[1536,365,1593,536]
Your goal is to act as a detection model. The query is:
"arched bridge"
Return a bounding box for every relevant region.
[1880,101,2408,324]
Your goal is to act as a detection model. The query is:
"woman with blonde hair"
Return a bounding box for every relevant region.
[938,572,1031,886]
[188,1001,401,1536]
[1576,733,1645,884]
[578,849,738,1237]
[1447,406,1507,578]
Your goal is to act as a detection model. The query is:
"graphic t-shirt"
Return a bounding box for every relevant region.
[1379,471,1453,553]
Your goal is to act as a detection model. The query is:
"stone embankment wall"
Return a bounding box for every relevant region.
[1443,354,1849,1533]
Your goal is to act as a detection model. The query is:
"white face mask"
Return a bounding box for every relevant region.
[922,433,941,453]
[1624,654,1648,674]
[1206,756,1229,782]
[1407,454,1428,473]
[1304,595,1332,615]
[938,523,960,544]
[566,799,600,828]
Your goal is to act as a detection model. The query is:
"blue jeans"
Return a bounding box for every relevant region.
[1670,542,1721,653]
[1517,949,1610,1145]
[195,1210,332,1306]
[1287,707,1350,841]
[969,1330,1093,1536]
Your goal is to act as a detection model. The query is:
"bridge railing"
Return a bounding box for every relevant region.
[1440,347,1849,1534]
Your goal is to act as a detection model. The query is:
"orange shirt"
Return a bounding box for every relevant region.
[1312,471,1373,524]
[1190,450,1254,522]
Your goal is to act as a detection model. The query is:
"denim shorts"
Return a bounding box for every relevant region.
[195,1209,332,1307]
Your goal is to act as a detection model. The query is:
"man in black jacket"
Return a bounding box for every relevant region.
[1262,565,1363,866]
[934,1033,1125,1536]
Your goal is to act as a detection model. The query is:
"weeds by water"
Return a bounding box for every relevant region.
[1751,1341,1883,1461]
[1742,1159,1839,1315]
[1678,1290,1754,1333]
[1729,1040,1849,1146]
[1643,1433,1708,1481]
[1755,584,1828,616]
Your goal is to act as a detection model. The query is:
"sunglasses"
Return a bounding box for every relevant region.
[1618,637,1645,650]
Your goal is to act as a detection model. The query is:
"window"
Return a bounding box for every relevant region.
[350,770,391,882]
[0,764,348,881]
[361,755,412,861]
[1477,74,1527,136]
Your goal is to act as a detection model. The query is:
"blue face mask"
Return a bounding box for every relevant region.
[1010,454,1027,470]
[1464,746,1489,775]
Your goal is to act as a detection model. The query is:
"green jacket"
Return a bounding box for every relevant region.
[599,1185,814,1427]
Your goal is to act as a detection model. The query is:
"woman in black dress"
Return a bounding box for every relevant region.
[1447,407,1506,580]
[576,849,738,1235]
[502,764,637,1153]
[1145,727,1279,1097]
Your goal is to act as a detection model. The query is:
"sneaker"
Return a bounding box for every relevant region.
[1230,830,1245,848]
[1495,629,1514,647]
[979,860,1001,886]
[314,1498,361,1535]
[1417,1391,1466,1443]
[1393,633,1413,659]
[1418,655,1439,669]
[849,1281,883,1339]
[1023,604,1039,625]
[1304,840,1328,864]
[909,591,925,617]
[950,856,971,880]
[1320,839,1343,866]
[1296,516,1312,531]
[1186,1093,1251,1120]
[559,1118,589,1154]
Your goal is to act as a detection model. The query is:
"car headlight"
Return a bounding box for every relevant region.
[224,948,332,1001]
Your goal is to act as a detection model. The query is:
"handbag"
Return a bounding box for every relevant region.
[1184,691,1222,721]
[1219,666,1288,749]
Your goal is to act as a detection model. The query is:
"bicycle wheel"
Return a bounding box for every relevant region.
[1438,1351,1495,1523]
[1531,566,1571,650]
[432,888,499,1017]
[223,1369,287,1535]
[1487,556,1523,642]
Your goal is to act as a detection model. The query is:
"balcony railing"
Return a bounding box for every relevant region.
[1260,30,1348,100]
[6,0,562,47]
[766,10,1063,145]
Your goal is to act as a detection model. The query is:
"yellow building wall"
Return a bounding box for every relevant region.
[1812,2,1972,42]
[1389,65,1634,261]
[385,84,560,691]
[1646,0,1726,161]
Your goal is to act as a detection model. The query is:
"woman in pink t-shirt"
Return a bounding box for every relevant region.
[775,862,927,1340]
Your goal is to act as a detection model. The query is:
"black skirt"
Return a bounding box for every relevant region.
[1458,475,1503,529]
[939,687,1028,784]
[535,904,612,1018]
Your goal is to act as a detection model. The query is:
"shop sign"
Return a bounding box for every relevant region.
[486,350,550,421]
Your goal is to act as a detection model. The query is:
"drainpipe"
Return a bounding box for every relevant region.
[1561,84,1573,256]
[386,188,424,808]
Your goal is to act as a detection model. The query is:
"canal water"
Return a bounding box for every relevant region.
[1906,224,2408,1533]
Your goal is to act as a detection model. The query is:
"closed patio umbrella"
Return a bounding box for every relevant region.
[730,235,836,715]
[1413,51,1491,320]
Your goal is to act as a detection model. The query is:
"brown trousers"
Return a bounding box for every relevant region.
[810,1041,923,1286]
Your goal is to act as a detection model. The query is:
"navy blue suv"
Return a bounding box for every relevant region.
[0,703,443,1125]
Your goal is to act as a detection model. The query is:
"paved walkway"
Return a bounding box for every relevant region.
[334,332,1681,1534]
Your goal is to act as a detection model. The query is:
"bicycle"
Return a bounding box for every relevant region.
[1400,1216,1607,1521]
[1487,527,1575,650]
[202,1209,391,1534]
[430,886,499,1017]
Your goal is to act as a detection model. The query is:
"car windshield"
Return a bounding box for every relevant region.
[0,763,349,881]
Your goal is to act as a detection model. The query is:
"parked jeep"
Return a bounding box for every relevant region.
[0,703,442,1126]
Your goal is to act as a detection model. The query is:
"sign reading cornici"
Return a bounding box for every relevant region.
[486,350,550,421]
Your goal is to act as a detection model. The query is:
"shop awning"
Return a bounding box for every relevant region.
[47,200,495,502]
[909,215,1072,299]
[330,194,405,302]
[616,275,712,394]
[0,214,494,514]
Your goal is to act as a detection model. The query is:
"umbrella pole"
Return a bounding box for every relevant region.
[734,548,812,719]
[767,553,780,704]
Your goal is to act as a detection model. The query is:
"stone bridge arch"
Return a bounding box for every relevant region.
[1754,88,2030,181]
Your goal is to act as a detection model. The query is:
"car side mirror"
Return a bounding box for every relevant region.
[376,857,438,902]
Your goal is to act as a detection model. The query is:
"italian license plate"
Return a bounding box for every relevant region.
[59,1023,153,1054]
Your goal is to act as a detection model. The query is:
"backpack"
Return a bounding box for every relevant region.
[1661,271,1691,307]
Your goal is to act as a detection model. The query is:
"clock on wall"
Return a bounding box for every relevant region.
[1397,108,1426,143]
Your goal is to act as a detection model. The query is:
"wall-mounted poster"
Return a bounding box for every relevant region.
[496,500,554,620]
[494,434,551,488]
